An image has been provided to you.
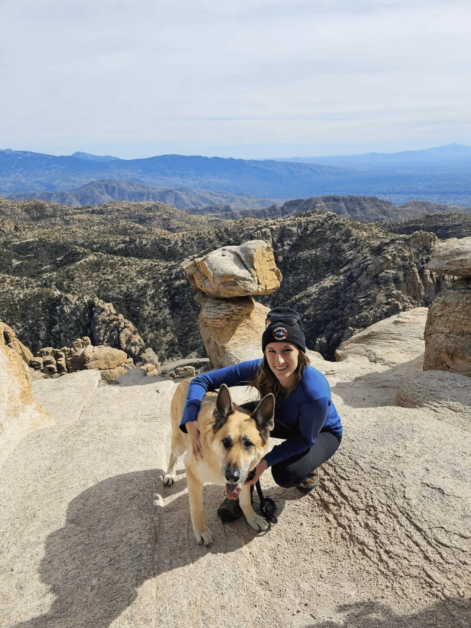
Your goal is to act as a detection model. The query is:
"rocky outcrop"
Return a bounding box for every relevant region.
[0,320,52,467]
[182,240,281,298]
[425,236,471,277]
[90,300,147,359]
[423,236,471,376]
[424,279,471,376]
[29,335,129,382]
[335,308,428,367]
[1,321,33,364]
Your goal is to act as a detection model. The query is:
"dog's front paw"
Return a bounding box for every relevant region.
[247,515,269,532]
[194,527,213,546]
[163,474,175,487]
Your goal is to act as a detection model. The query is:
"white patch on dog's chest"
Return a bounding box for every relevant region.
[195,460,225,486]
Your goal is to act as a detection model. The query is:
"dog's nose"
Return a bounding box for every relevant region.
[225,469,241,483]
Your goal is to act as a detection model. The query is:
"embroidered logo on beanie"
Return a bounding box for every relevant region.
[272,326,289,341]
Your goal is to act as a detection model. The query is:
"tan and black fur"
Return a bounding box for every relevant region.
[164,379,275,546]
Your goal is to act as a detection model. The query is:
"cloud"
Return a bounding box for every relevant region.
[0,0,470,158]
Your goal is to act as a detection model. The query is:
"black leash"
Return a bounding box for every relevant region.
[247,470,278,524]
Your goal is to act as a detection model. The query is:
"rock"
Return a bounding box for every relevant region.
[32,370,101,424]
[1,323,34,364]
[335,308,428,367]
[173,366,196,378]
[396,370,471,429]
[183,240,282,298]
[29,356,44,370]
[425,236,471,277]
[424,279,471,376]
[0,321,52,467]
[83,346,127,371]
[53,350,67,373]
[90,300,146,359]
[99,366,128,383]
[197,295,268,368]
[72,338,83,351]
[139,347,160,367]
[38,347,54,357]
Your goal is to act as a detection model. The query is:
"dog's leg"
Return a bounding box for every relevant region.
[163,451,178,486]
[240,484,269,532]
[186,467,213,546]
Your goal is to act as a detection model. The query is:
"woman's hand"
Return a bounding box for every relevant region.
[244,459,268,485]
[186,421,203,460]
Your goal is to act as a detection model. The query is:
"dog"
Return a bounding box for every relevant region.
[163,380,275,546]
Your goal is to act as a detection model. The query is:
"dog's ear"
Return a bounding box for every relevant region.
[250,393,275,441]
[213,384,233,432]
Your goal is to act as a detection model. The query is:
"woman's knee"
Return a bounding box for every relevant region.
[271,464,303,489]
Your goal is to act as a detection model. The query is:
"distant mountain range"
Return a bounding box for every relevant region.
[6,179,280,210]
[0,149,352,198]
[2,144,471,204]
[281,143,471,171]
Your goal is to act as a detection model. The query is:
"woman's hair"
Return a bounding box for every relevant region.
[249,349,311,399]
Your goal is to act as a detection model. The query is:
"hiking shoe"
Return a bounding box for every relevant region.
[296,467,322,494]
[217,497,243,522]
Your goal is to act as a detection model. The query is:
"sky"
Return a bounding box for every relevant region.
[1,0,471,159]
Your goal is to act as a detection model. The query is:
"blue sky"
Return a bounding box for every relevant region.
[1,0,470,159]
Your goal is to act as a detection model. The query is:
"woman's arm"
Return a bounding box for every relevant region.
[263,397,330,467]
[179,359,262,433]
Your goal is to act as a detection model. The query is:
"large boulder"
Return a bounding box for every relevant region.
[425,236,471,277]
[424,279,471,376]
[335,308,427,367]
[0,321,52,467]
[82,346,127,371]
[197,295,268,368]
[182,240,282,299]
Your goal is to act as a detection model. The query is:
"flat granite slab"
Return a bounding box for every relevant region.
[32,370,101,424]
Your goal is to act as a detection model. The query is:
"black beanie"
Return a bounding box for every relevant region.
[262,308,306,353]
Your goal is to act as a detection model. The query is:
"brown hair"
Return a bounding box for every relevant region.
[248,349,311,399]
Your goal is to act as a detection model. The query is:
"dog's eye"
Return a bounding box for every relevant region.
[222,437,232,448]
[243,440,253,450]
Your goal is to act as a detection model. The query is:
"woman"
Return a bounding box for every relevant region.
[179,307,343,522]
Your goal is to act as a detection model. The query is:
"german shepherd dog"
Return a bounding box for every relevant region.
[164,380,275,546]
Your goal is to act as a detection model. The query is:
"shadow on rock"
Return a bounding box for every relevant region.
[331,356,423,409]
[12,469,283,628]
[307,598,471,628]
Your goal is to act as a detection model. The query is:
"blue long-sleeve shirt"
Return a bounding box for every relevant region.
[179,359,343,468]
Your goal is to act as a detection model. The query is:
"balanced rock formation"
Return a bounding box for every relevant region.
[182,240,282,298]
[183,241,281,368]
[196,295,269,368]
[0,320,52,467]
[424,237,471,376]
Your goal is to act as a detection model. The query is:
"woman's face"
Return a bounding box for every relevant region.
[265,342,299,388]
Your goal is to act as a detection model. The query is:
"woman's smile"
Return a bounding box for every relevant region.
[266,342,300,387]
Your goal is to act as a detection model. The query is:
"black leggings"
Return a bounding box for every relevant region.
[241,401,342,489]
